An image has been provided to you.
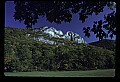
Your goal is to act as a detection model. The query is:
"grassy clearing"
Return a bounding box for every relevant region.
[4,69,115,77]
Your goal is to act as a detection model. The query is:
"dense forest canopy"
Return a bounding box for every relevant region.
[4,27,115,72]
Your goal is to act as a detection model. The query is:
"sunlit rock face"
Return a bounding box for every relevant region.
[62,31,86,43]
[42,26,63,38]
[26,26,87,44]
[34,36,56,44]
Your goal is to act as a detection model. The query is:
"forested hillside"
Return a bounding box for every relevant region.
[4,27,115,72]
[89,39,115,52]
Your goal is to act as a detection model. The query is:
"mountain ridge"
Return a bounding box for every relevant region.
[89,39,115,52]
[26,26,87,44]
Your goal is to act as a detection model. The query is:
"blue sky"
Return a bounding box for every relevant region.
[5,1,116,43]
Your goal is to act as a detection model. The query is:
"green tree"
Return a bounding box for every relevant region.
[40,44,55,71]
[31,48,42,71]
[54,45,71,70]
[4,42,18,72]
[16,44,32,72]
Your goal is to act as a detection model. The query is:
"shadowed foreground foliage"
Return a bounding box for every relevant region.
[13,1,116,40]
